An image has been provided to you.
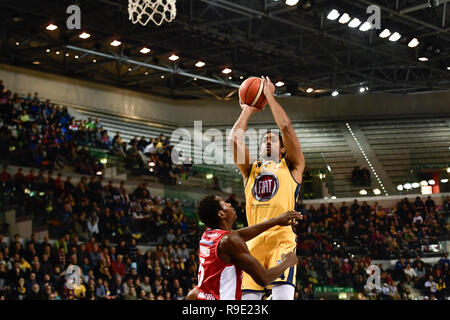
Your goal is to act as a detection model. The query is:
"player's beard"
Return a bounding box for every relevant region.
[260,145,280,163]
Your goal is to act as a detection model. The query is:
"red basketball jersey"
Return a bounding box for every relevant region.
[196,228,243,300]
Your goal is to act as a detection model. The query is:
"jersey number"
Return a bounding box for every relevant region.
[198,257,205,287]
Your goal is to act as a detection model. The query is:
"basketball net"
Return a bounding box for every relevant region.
[128,0,177,26]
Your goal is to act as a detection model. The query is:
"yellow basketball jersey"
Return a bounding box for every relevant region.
[244,158,301,234]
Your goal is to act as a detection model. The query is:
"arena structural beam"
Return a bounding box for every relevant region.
[65,45,241,89]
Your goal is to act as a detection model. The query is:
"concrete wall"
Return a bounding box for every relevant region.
[4,208,32,239]
[1,64,449,128]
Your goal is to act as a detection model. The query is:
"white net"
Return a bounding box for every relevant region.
[128,0,177,26]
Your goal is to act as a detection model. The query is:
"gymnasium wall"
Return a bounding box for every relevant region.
[1,63,450,128]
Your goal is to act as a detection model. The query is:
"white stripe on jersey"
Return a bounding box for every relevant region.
[219,265,237,300]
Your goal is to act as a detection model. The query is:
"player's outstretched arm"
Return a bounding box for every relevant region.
[219,233,298,288]
[227,103,260,183]
[236,210,302,242]
[262,76,305,183]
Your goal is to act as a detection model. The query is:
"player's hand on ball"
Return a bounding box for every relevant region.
[275,210,303,226]
[261,76,275,97]
[281,252,298,267]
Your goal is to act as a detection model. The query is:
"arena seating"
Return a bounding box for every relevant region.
[357,118,450,188]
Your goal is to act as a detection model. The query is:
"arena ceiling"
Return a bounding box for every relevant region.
[0,0,449,100]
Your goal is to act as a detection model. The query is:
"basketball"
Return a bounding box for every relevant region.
[239,77,267,109]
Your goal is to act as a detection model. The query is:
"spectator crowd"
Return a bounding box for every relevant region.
[0,165,201,248]
[0,80,184,184]
[0,233,198,300]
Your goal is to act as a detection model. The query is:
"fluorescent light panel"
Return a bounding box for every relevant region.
[195,61,206,68]
[348,18,362,28]
[327,9,340,21]
[389,32,401,42]
[359,21,372,32]
[46,24,58,31]
[408,38,419,48]
[110,40,121,46]
[79,32,91,39]
[379,29,391,38]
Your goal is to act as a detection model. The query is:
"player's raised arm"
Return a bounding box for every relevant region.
[262,76,305,183]
[227,103,260,183]
[219,233,298,288]
[236,210,302,242]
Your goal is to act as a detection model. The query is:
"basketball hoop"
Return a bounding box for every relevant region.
[128,0,177,26]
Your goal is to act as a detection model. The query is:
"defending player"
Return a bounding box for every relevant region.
[185,195,301,300]
[228,76,305,300]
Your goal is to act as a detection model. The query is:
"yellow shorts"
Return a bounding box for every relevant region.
[242,228,297,293]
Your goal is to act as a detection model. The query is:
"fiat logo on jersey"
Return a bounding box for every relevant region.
[252,172,279,202]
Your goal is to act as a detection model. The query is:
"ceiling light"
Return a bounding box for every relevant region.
[348,18,362,28]
[46,24,58,31]
[222,68,232,74]
[408,38,419,48]
[65,53,69,57]
[79,32,91,39]
[420,180,428,186]
[161,75,165,79]
[379,29,391,38]
[389,32,401,42]
[195,61,206,68]
[55,51,60,55]
[428,179,435,185]
[193,77,197,81]
[359,87,366,93]
[46,49,51,53]
[447,167,450,173]
[418,57,429,62]
[306,88,314,93]
[412,182,420,188]
[331,196,337,199]
[447,67,450,70]
[240,75,244,79]
[75,55,79,59]
[128,68,132,72]
[32,61,40,65]
[404,183,412,190]
[145,72,149,75]
[359,189,367,195]
[397,185,404,191]
[110,40,121,47]
[359,21,372,32]
[275,81,285,87]
[285,0,300,6]
[140,47,151,54]
[15,42,20,46]
[339,13,351,24]
[228,76,232,80]
[169,54,179,61]
[332,90,339,96]
[327,9,340,21]
[441,179,448,183]
[93,59,97,63]
[373,188,381,195]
